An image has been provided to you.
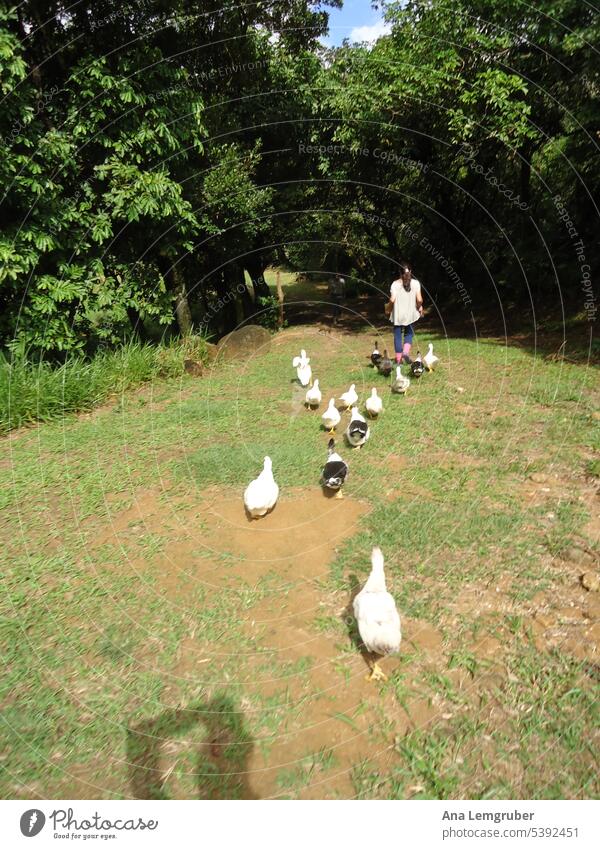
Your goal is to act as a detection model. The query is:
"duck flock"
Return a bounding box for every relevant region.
[242,337,440,681]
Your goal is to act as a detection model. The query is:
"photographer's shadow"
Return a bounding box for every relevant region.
[127,693,257,799]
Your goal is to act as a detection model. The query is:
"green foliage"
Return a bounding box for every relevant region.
[1,0,597,353]
[254,296,282,331]
[316,0,599,304]
[0,2,328,355]
[154,335,210,378]
[0,337,209,433]
[1,19,206,352]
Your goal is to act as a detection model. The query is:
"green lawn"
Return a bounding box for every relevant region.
[263,266,331,303]
[1,319,598,799]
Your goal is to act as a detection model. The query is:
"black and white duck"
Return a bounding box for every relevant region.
[410,351,425,378]
[321,438,349,498]
[370,339,382,368]
[345,406,370,448]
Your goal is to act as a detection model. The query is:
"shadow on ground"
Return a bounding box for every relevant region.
[341,573,373,677]
[275,278,598,365]
[127,693,257,799]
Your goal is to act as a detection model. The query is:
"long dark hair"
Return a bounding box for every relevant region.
[400,262,412,291]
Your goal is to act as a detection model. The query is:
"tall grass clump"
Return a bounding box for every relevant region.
[0,336,209,434]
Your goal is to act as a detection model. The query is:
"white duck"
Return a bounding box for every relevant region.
[391,366,410,394]
[365,387,383,418]
[305,379,322,408]
[322,398,341,434]
[339,383,358,411]
[353,546,402,681]
[292,349,312,385]
[292,349,310,369]
[297,362,312,386]
[423,343,439,371]
[345,406,370,448]
[243,456,279,519]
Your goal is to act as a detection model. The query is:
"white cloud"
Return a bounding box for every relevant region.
[350,18,391,44]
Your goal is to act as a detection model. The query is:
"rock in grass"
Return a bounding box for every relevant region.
[205,342,218,361]
[566,546,595,567]
[184,359,204,376]
[581,572,600,592]
[217,325,271,361]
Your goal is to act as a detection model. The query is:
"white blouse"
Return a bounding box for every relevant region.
[390,278,422,326]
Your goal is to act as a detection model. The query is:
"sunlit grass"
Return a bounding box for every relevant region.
[0,307,598,799]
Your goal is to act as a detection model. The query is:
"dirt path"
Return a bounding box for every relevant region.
[3,323,598,800]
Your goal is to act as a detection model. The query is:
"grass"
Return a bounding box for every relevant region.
[263,266,332,304]
[376,650,599,800]
[0,292,598,800]
[0,336,209,434]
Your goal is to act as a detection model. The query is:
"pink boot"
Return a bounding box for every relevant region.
[403,342,412,364]
[395,353,403,364]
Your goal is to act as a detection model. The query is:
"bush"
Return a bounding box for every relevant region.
[0,337,210,434]
[154,335,209,378]
[254,296,281,331]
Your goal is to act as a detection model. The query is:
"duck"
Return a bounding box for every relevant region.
[353,546,402,681]
[243,456,279,519]
[305,379,322,409]
[391,366,410,394]
[345,406,370,448]
[292,349,312,385]
[423,342,439,371]
[377,349,393,377]
[410,351,425,378]
[297,361,312,386]
[322,398,341,434]
[365,387,383,418]
[338,383,358,411]
[370,339,382,367]
[292,349,310,369]
[321,438,349,498]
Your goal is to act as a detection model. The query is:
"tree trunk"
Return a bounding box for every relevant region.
[215,272,237,334]
[173,265,193,337]
[240,283,254,320]
[250,271,271,300]
[244,256,271,300]
[227,263,253,325]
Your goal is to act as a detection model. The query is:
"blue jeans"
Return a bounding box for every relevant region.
[393,324,414,354]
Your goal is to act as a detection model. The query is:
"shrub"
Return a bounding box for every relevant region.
[254,296,281,331]
[0,337,210,434]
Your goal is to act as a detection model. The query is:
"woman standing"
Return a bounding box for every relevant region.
[387,262,423,364]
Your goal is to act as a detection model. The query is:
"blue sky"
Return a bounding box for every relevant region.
[321,0,392,47]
